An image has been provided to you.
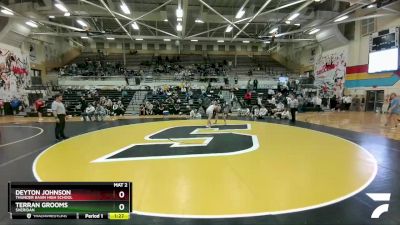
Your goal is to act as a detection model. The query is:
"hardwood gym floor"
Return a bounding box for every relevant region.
[1,111,399,140]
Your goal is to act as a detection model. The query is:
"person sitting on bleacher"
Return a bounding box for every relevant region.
[113,101,125,116]
[259,106,268,119]
[82,103,95,121]
[95,104,106,121]
[272,102,285,118]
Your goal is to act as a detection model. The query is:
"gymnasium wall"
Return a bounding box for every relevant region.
[344,15,400,95]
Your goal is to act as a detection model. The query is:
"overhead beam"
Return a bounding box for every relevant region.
[98,0,133,40]
[114,0,174,32]
[80,0,178,38]
[258,0,314,37]
[0,14,85,32]
[31,32,316,43]
[196,0,251,37]
[187,0,306,38]
[232,0,274,41]
[264,13,394,38]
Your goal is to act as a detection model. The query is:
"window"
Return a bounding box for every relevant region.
[96,42,104,49]
[361,18,375,36]
[218,45,225,51]
[147,44,155,50]
[229,45,236,52]
[135,43,142,50]
[207,45,213,51]
[108,42,116,49]
[241,45,247,51]
[159,44,166,50]
[124,43,130,50]
[252,46,258,52]
[195,45,202,51]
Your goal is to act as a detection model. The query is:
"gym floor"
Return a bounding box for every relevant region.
[0,112,399,225]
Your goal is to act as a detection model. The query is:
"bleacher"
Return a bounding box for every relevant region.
[45,89,135,116]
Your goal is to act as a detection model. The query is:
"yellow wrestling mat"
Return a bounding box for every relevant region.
[33,120,377,218]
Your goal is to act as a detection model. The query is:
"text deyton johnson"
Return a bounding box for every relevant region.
[15,190,71,196]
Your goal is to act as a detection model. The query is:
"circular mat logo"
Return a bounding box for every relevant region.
[34,120,377,218]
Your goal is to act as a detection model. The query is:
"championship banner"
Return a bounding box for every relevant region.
[0,43,31,100]
[314,46,348,98]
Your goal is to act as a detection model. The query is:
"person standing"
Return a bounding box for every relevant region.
[253,79,258,90]
[35,98,45,122]
[289,95,299,123]
[52,94,68,141]
[387,93,400,129]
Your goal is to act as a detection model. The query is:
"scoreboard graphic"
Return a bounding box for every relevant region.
[8,182,132,220]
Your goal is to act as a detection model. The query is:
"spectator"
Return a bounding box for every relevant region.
[95,104,106,121]
[10,97,21,115]
[80,97,87,114]
[257,95,263,107]
[289,95,299,122]
[259,106,268,119]
[281,109,290,120]
[253,79,258,90]
[35,98,46,122]
[0,98,4,116]
[244,91,252,106]
[113,101,125,116]
[82,103,95,121]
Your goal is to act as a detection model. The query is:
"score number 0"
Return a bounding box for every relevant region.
[118,190,126,211]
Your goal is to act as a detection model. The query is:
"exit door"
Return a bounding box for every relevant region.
[365,90,384,112]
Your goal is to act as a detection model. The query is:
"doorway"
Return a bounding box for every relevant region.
[365,90,384,112]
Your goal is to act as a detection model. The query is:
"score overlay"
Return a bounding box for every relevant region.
[8,182,132,220]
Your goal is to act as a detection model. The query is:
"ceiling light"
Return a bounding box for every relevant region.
[264,41,270,44]
[26,21,38,28]
[164,39,171,41]
[294,23,301,26]
[191,40,198,42]
[225,25,233,32]
[285,20,290,24]
[308,28,320,34]
[176,7,183,18]
[120,2,130,15]
[367,4,375,8]
[106,37,115,40]
[314,0,320,2]
[163,19,168,22]
[235,9,245,19]
[48,15,55,18]
[1,9,14,15]
[177,17,182,22]
[81,36,89,39]
[242,40,250,43]
[54,3,68,12]
[269,27,278,33]
[195,19,204,23]
[77,19,87,27]
[334,15,349,22]
[131,22,139,30]
[177,23,182,31]
[288,13,300,21]
[64,12,70,16]
[217,40,224,43]
[135,38,143,41]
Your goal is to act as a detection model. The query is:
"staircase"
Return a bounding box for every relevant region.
[126,90,149,115]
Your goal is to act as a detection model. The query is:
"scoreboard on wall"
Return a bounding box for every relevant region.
[369,27,399,52]
[8,182,132,220]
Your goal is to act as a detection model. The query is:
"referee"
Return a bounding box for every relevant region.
[52,94,68,141]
